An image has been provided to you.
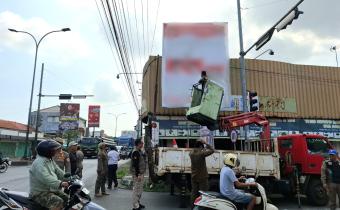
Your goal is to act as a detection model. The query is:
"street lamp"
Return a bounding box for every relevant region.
[254,49,274,59]
[116,72,142,79]
[330,46,339,67]
[8,27,71,158]
[108,112,127,138]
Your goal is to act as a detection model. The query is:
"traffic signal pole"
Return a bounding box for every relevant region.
[236,0,304,145]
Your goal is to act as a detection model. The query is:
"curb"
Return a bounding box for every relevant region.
[11,160,32,166]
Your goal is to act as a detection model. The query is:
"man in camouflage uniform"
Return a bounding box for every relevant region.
[30,140,69,210]
[189,137,215,207]
[53,138,71,173]
[321,149,340,210]
[68,141,78,176]
[131,139,147,210]
[95,142,110,197]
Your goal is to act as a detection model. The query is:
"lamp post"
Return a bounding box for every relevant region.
[108,113,127,139]
[330,46,339,67]
[116,72,142,79]
[8,27,71,158]
[254,49,274,59]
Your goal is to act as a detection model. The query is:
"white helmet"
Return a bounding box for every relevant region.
[223,153,239,167]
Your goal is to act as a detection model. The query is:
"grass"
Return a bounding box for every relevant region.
[117,162,130,179]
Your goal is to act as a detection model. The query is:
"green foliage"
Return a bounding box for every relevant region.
[117,163,130,179]
[62,130,80,145]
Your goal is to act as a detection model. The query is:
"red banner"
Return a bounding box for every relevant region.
[88,105,100,127]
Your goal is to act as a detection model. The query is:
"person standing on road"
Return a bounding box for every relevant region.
[95,142,110,197]
[131,139,147,210]
[189,137,214,207]
[108,146,120,189]
[68,141,78,176]
[321,149,340,210]
[53,139,71,173]
[75,145,84,178]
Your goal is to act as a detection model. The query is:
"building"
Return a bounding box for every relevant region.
[141,56,340,150]
[30,105,87,137]
[0,119,42,157]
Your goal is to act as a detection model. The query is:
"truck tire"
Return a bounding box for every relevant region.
[307,179,328,206]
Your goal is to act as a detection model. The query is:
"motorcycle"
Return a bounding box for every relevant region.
[0,157,11,173]
[0,175,106,210]
[193,178,278,210]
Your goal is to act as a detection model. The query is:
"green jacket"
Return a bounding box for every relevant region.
[29,155,65,196]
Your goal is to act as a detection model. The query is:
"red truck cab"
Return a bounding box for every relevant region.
[277,134,333,205]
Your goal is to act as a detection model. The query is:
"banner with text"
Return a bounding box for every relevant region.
[88,105,100,127]
[59,103,80,131]
[161,22,230,108]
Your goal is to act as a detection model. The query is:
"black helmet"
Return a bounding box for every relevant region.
[36,140,61,158]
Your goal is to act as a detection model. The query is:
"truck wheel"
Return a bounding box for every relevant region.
[307,179,328,206]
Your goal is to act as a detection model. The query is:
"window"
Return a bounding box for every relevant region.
[47,116,59,123]
[280,139,292,149]
[80,138,99,145]
[306,138,329,154]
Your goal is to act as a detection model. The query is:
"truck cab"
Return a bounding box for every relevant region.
[277,134,333,205]
[78,137,102,158]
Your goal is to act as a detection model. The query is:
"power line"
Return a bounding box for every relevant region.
[150,0,160,54]
[140,0,146,59]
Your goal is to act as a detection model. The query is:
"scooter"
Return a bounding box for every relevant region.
[0,157,11,173]
[193,178,278,210]
[0,175,106,210]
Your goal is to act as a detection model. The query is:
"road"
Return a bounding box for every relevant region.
[0,159,330,210]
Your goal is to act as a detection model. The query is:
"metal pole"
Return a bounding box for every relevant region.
[236,0,249,144]
[335,48,339,68]
[33,63,44,157]
[24,40,38,159]
[114,115,118,139]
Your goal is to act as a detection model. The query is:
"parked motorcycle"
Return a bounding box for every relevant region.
[193,178,278,210]
[0,175,106,210]
[0,157,11,173]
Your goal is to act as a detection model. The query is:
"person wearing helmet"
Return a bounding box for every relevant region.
[95,142,110,197]
[321,149,340,210]
[29,140,69,210]
[189,137,214,207]
[53,138,71,173]
[220,153,257,210]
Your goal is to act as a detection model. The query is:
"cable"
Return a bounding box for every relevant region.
[242,0,289,10]
[140,0,146,60]
[150,0,160,54]
[133,0,143,69]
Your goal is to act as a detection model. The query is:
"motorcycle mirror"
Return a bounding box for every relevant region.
[64,173,71,178]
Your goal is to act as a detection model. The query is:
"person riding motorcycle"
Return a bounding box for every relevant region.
[29,140,69,210]
[220,153,257,210]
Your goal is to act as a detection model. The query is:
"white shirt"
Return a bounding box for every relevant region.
[108,150,120,165]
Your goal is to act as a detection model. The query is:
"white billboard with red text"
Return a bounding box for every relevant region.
[161,22,230,108]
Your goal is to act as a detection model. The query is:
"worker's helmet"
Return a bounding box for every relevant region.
[36,140,61,158]
[223,153,240,168]
[329,149,338,155]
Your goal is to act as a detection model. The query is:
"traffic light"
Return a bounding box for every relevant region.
[276,7,303,32]
[248,91,259,112]
[59,94,72,100]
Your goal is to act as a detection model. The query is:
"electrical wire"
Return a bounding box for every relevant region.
[150,0,160,54]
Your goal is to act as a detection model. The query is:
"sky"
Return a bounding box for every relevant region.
[1,0,339,136]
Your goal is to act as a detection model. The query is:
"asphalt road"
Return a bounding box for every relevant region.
[0,159,331,210]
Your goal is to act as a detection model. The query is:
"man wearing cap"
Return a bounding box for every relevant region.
[321,149,340,210]
[68,141,78,176]
[189,137,215,207]
[53,139,71,173]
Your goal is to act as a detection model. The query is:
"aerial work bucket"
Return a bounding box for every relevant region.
[186,79,224,129]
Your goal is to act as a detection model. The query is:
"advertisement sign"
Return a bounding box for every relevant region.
[151,121,159,146]
[88,105,100,127]
[59,103,80,131]
[162,22,230,109]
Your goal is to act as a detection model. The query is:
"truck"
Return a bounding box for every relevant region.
[117,136,134,148]
[148,78,332,207]
[78,137,102,158]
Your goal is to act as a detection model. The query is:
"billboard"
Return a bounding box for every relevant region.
[161,22,230,109]
[88,105,100,127]
[59,103,80,131]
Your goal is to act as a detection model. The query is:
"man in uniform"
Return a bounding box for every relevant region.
[68,141,78,176]
[95,142,110,197]
[189,137,214,207]
[131,139,147,210]
[53,138,70,173]
[75,145,84,178]
[321,149,340,210]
